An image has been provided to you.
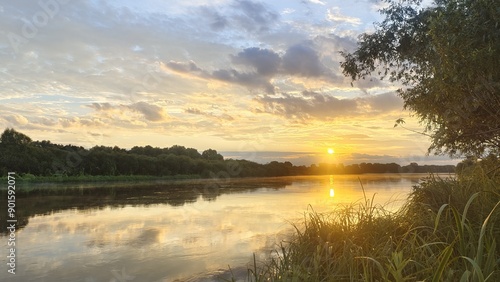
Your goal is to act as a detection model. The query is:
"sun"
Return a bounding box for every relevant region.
[327,148,335,154]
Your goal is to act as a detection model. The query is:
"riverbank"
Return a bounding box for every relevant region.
[0,173,201,183]
[241,165,500,281]
[1,171,449,185]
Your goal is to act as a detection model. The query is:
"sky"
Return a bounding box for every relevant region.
[0,0,457,165]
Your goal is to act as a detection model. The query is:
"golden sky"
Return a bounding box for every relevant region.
[0,0,455,165]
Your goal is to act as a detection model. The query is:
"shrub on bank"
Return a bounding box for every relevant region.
[242,163,500,281]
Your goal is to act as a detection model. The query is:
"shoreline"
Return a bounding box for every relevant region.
[0,171,452,185]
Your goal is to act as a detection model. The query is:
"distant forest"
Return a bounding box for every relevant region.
[0,128,455,178]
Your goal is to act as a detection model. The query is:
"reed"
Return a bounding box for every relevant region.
[0,173,201,184]
[237,164,500,281]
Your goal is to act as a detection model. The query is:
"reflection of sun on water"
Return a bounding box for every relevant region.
[329,175,334,197]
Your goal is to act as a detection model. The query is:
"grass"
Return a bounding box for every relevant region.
[0,173,201,184]
[232,163,500,281]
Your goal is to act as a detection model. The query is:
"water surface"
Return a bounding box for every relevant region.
[0,174,435,281]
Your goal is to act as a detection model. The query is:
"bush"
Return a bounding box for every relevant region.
[241,170,500,281]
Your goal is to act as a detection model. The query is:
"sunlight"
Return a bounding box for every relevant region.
[327,148,334,154]
[329,175,334,197]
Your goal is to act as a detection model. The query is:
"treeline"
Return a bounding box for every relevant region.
[0,129,455,178]
[304,162,455,175]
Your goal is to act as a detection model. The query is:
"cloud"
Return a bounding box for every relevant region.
[165,60,203,73]
[308,0,326,5]
[231,0,279,32]
[282,43,328,77]
[166,42,336,94]
[198,6,229,30]
[185,107,234,121]
[166,58,276,93]
[88,103,113,111]
[220,150,456,166]
[339,134,371,140]
[327,7,362,26]
[255,91,403,121]
[87,102,167,122]
[231,47,281,76]
[0,0,428,159]
[362,92,404,113]
[37,117,58,127]
[4,114,29,126]
[197,0,279,33]
[185,108,204,115]
[212,68,276,93]
[128,102,167,122]
[345,153,404,164]
[256,91,356,120]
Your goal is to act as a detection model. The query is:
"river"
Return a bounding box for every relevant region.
[1,174,441,281]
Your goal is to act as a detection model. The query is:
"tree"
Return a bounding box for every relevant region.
[341,0,500,157]
[0,128,32,146]
[201,149,224,161]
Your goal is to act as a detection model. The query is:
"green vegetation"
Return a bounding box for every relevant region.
[0,173,200,184]
[341,0,500,157]
[237,160,500,281]
[0,128,453,182]
[230,0,500,280]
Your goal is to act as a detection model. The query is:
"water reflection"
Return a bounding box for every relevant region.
[329,175,335,198]
[0,179,290,235]
[0,174,431,282]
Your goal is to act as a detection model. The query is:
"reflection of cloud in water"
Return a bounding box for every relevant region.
[2,175,425,282]
[183,235,200,245]
[131,228,162,247]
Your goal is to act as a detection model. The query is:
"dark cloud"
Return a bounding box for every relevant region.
[131,228,161,247]
[232,43,331,79]
[166,42,334,94]
[199,6,229,30]
[212,69,276,94]
[88,103,113,111]
[282,43,327,77]
[197,0,278,33]
[128,102,166,122]
[231,47,281,76]
[166,58,276,93]
[185,108,203,115]
[231,0,279,32]
[255,91,403,121]
[166,60,203,73]
[256,91,356,120]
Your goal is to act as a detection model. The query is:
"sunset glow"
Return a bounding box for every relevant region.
[0,0,456,165]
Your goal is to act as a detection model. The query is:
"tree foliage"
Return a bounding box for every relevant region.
[0,129,454,178]
[341,0,500,157]
[0,128,32,145]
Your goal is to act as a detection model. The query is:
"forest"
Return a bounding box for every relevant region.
[0,128,455,179]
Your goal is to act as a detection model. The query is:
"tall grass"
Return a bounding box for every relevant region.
[237,164,500,281]
[0,173,201,184]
